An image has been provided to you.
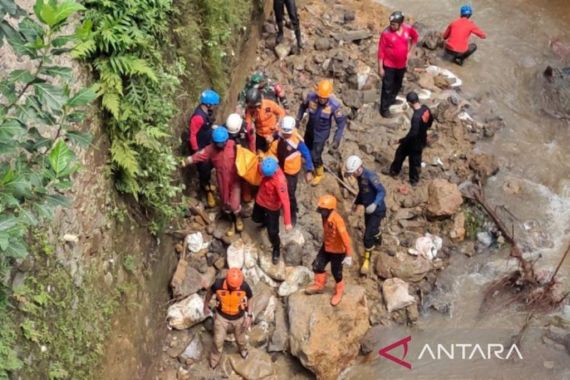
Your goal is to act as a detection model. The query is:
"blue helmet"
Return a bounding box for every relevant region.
[260,157,278,177]
[200,89,220,106]
[460,5,472,17]
[212,127,229,143]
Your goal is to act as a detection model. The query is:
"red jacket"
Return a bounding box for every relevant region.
[191,140,240,211]
[255,167,291,225]
[377,23,419,69]
[443,17,486,53]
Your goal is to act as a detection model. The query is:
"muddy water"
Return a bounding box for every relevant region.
[341,1,570,378]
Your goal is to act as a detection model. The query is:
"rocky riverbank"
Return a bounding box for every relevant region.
[150,0,570,379]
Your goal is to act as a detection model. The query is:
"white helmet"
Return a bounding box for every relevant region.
[280,116,296,134]
[226,113,243,134]
[345,155,363,174]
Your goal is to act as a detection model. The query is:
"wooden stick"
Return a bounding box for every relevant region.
[323,164,358,196]
[547,240,570,288]
[189,204,211,225]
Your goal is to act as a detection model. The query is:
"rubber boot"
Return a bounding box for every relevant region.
[311,166,324,186]
[330,280,345,306]
[276,23,284,45]
[235,215,244,233]
[360,250,371,275]
[294,27,303,52]
[304,273,327,295]
[272,246,280,265]
[226,222,236,237]
[206,185,216,208]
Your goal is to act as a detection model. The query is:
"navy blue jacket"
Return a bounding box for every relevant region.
[355,168,386,213]
[296,93,347,145]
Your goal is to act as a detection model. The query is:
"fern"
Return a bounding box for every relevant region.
[101,92,120,118]
[110,139,139,177]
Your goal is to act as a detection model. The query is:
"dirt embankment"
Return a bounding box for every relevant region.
[152,0,538,379]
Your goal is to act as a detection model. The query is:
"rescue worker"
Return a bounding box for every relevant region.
[226,113,255,152]
[377,11,419,118]
[226,113,255,204]
[253,156,293,264]
[274,0,302,51]
[238,71,289,111]
[296,80,347,186]
[188,89,221,207]
[245,88,286,153]
[345,156,386,275]
[203,268,253,369]
[305,194,353,306]
[443,5,486,66]
[268,116,314,226]
[387,91,433,186]
[181,127,243,236]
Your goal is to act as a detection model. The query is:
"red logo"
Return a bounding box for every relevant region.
[378,336,412,369]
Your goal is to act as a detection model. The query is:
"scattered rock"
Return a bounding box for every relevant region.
[275,43,291,60]
[503,177,522,195]
[477,231,494,248]
[167,294,208,330]
[179,335,203,365]
[268,301,289,352]
[288,285,369,380]
[343,9,355,23]
[334,30,373,42]
[263,23,276,34]
[450,212,466,241]
[469,153,499,179]
[185,233,205,253]
[314,37,332,51]
[382,278,416,312]
[170,259,205,299]
[376,251,432,282]
[427,179,463,217]
[259,252,287,281]
[278,266,313,297]
[229,347,276,380]
[284,242,303,266]
[421,30,443,50]
[252,282,273,322]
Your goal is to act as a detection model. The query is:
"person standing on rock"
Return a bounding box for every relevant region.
[443,5,486,66]
[203,268,253,368]
[296,80,347,186]
[274,0,302,52]
[188,89,221,208]
[305,194,353,306]
[377,11,419,118]
[386,91,433,186]
[238,71,289,112]
[181,127,244,236]
[268,116,314,226]
[253,156,293,264]
[345,155,386,275]
[245,88,286,153]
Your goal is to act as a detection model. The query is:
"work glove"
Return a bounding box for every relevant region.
[365,203,377,214]
[342,256,353,267]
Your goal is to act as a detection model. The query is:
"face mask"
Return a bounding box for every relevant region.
[317,208,332,219]
[215,142,226,149]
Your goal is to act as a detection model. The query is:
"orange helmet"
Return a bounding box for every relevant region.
[316,80,333,98]
[317,194,337,210]
[226,268,244,288]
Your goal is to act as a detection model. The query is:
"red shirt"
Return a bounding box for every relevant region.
[255,168,291,225]
[377,24,419,69]
[189,113,206,151]
[443,17,486,53]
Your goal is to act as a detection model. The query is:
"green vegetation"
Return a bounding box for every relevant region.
[464,203,487,240]
[0,1,96,377]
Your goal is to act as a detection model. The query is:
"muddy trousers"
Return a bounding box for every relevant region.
[446,43,477,66]
[312,248,345,282]
[285,174,298,225]
[364,209,385,250]
[274,0,301,42]
[389,144,423,184]
[380,66,406,116]
[304,127,326,168]
[210,313,247,367]
[196,161,212,192]
[252,203,281,256]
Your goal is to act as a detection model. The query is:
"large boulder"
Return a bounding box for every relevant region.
[468,153,499,179]
[288,285,369,379]
[167,294,208,330]
[376,251,432,283]
[426,179,463,217]
[268,301,289,352]
[170,258,207,299]
[229,347,276,380]
[278,266,313,297]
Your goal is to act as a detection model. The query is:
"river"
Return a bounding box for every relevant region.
[341,1,570,378]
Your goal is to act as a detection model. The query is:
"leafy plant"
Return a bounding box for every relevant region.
[76,0,183,228]
[0,1,96,377]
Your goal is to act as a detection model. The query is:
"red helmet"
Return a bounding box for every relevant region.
[226,268,244,288]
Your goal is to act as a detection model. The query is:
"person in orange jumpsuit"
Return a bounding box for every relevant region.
[203,268,253,369]
[181,127,243,236]
[304,194,352,306]
[244,88,286,153]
